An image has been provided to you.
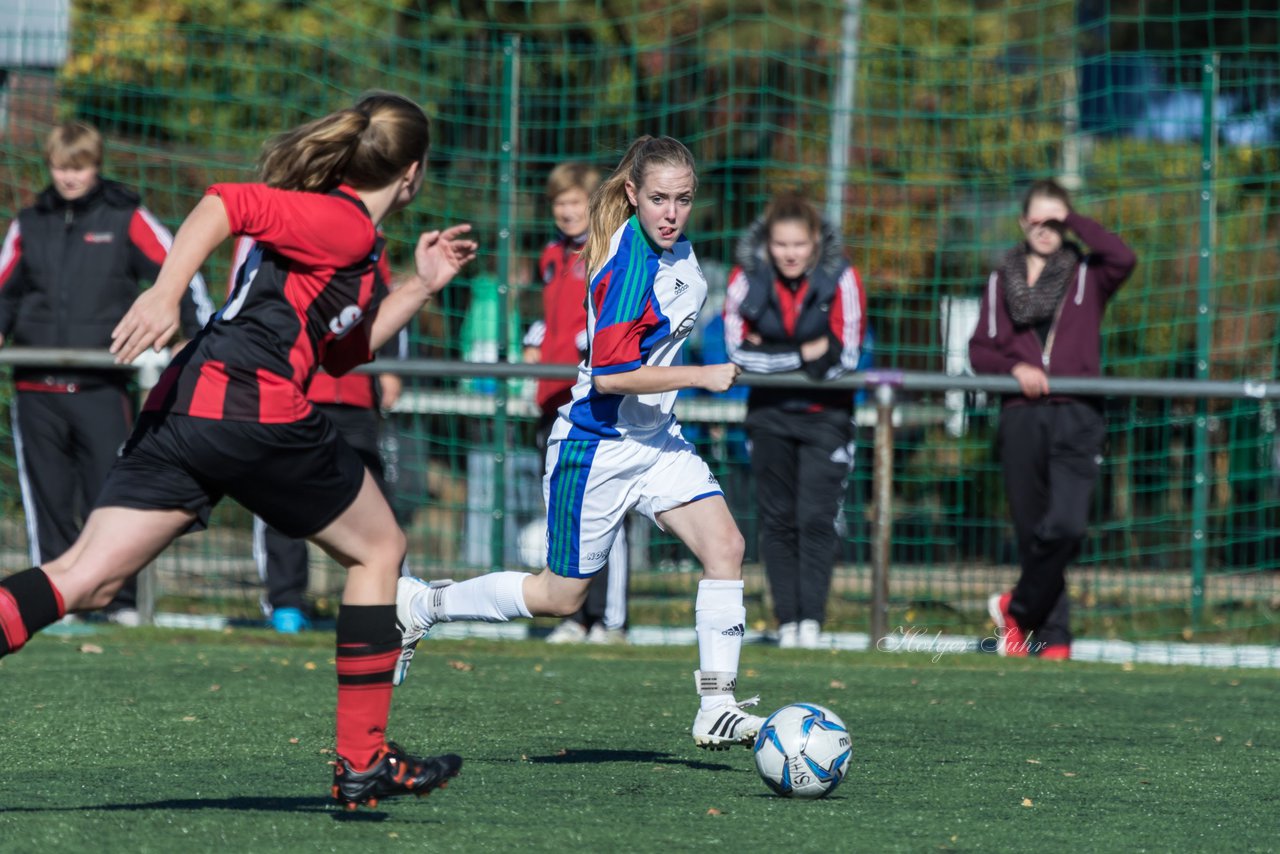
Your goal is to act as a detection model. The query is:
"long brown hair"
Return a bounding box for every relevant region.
[1021,178,1072,216]
[258,91,430,193]
[582,135,697,278]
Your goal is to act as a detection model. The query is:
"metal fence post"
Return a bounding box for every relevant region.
[491,33,521,574]
[870,380,895,646]
[1191,53,1218,623]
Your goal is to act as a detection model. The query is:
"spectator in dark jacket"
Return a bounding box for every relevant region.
[0,121,212,624]
[970,179,1137,659]
[724,192,866,649]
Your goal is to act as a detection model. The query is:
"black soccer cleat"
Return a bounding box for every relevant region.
[330,742,462,810]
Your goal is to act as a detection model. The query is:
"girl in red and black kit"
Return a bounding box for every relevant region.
[970,179,1136,659]
[234,235,410,634]
[0,92,477,809]
[724,192,866,650]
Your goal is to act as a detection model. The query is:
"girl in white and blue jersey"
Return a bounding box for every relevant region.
[398,136,767,750]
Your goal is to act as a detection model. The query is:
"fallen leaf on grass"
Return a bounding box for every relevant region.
[707,808,723,816]
[209,684,221,692]
[744,669,759,678]
[557,748,569,757]
[448,660,473,672]
[829,680,847,689]
[182,716,197,722]
[78,644,103,654]
[1026,759,1040,764]
[289,738,300,744]
[1063,772,1077,777]
[1021,798,1033,807]
[304,662,317,671]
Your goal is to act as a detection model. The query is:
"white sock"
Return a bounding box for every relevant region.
[430,571,532,623]
[695,578,746,711]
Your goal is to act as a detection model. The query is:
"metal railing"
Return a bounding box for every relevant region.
[1,346,1275,641]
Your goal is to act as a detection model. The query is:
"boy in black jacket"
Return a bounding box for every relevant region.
[0,121,213,623]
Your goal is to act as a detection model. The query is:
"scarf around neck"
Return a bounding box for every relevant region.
[1000,241,1082,326]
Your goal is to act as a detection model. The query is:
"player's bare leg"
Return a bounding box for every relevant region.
[657,496,766,749]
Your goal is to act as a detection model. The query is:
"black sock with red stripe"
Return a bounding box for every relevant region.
[0,568,66,657]
[335,604,400,772]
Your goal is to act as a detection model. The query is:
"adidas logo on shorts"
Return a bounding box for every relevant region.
[721,623,745,637]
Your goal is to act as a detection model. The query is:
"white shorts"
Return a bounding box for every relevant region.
[543,423,722,578]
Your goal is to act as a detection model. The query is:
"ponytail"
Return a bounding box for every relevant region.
[259,91,430,194]
[582,135,697,278]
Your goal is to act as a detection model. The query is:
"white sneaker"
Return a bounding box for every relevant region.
[394,577,453,687]
[586,624,628,645]
[692,697,766,750]
[545,619,587,644]
[797,619,822,649]
[777,622,799,649]
[106,608,141,628]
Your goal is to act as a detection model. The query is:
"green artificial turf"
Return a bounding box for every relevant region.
[1,626,1275,853]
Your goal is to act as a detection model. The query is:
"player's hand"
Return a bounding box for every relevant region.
[413,224,478,294]
[1025,199,1071,232]
[800,335,829,362]
[700,362,741,393]
[1012,362,1050,399]
[378,373,403,410]
[111,287,181,365]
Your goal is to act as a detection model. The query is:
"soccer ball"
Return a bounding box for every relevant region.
[752,703,852,799]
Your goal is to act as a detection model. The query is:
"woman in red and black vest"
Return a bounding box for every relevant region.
[0,92,477,809]
[724,192,866,650]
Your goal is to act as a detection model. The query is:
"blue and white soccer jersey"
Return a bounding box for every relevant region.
[544,216,722,577]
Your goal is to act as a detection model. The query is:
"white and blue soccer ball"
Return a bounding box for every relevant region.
[752,703,852,799]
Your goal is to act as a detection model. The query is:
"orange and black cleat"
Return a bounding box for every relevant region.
[331,742,462,811]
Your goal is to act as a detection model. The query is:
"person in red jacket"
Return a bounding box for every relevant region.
[0,92,477,808]
[522,162,630,644]
[233,236,408,633]
[0,121,213,626]
[969,179,1137,659]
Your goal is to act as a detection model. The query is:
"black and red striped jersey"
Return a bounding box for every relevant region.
[226,233,403,411]
[144,183,385,423]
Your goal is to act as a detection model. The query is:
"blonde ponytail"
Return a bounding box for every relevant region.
[582,135,697,278]
[259,91,430,193]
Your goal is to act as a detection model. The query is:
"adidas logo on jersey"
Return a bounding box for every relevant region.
[721,623,745,637]
[674,278,689,296]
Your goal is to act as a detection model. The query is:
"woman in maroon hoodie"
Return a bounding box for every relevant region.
[969,179,1136,659]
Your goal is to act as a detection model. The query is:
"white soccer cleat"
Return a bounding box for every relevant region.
[394,577,453,687]
[544,619,588,645]
[691,696,765,750]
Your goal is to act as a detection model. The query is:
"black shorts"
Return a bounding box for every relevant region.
[96,410,368,539]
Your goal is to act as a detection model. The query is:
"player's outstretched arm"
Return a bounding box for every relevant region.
[368,225,477,352]
[111,195,230,364]
[593,362,740,395]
